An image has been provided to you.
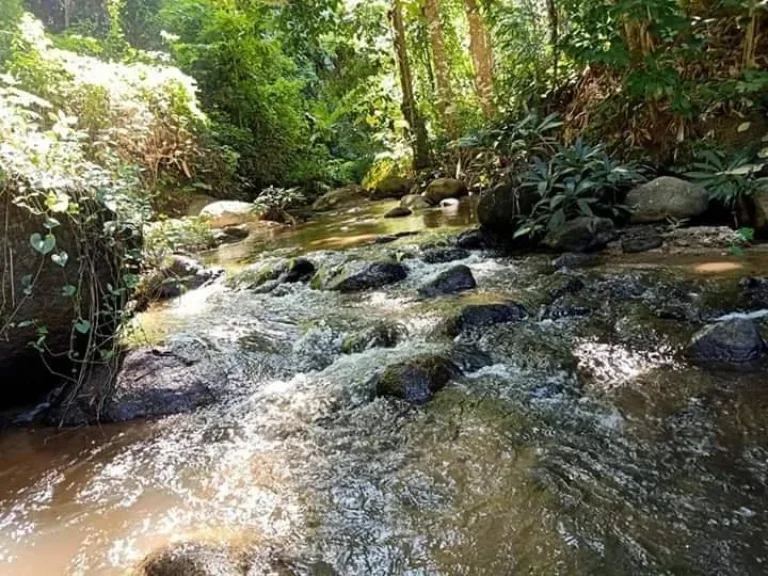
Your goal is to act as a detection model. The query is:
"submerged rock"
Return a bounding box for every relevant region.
[200,201,257,228]
[418,265,477,297]
[551,252,598,270]
[625,177,708,224]
[136,542,243,576]
[313,260,408,292]
[436,302,527,338]
[421,247,470,264]
[312,185,367,212]
[342,322,404,354]
[424,178,468,205]
[688,319,765,369]
[375,355,460,404]
[371,176,413,200]
[543,217,615,253]
[477,182,535,234]
[400,194,432,211]
[384,206,412,218]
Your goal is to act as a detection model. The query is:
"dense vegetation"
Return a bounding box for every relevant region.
[2,0,768,398]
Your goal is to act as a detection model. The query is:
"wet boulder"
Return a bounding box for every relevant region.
[136,542,243,576]
[740,276,768,309]
[477,182,535,234]
[621,229,664,254]
[400,194,431,211]
[200,201,257,228]
[625,177,709,224]
[341,322,404,354]
[384,206,412,218]
[688,319,766,369]
[228,257,315,291]
[375,355,460,404]
[140,255,222,301]
[418,265,477,297]
[543,217,616,253]
[313,260,408,292]
[436,302,528,338]
[212,224,249,246]
[453,227,492,250]
[312,185,367,212]
[421,247,470,264]
[551,252,598,271]
[423,178,468,205]
[371,176,413,200]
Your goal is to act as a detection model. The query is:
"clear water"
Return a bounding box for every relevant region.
[2,201,768,575]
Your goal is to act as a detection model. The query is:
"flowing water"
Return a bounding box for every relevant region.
[2,200,768,575]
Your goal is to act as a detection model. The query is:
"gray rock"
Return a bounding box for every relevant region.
[371,176,413,200]
[477,182,535,233]
[424,178,468,205]
[622,231,663,253]
[315,260,408,292]
[421,247,470,264]
[418,265,477,297]
[342,322,404,354]
[212,224,249,245]
[401,194,432,210]
[384,206,412,218]
[142,255,222,301]
[626,177,709,224]
[453,227,491,250]
[200,200,257,228]
[436,302,528,338]
[543,217,615,253]
[375,355,460,404]
[551,252,598,270]
[688,319,765,368]
[312,185,367,212]
[228,257,315,290]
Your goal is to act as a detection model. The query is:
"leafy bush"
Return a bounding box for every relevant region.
[514,139,646,239]
[683,148,768,208]
[143,216,214,266]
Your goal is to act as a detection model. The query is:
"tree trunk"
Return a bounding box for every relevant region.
[423,0,458,138]
[391,0,431,170]
[545,0,558,88]
[463,0,495,118]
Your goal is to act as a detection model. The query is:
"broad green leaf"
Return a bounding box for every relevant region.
[51,251,69,267]
[30,233,56,255]
[61,285,77,297]
[73,319,91,334]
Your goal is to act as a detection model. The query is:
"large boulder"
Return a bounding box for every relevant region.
[371,176,413,200]
[312,260,408,292]
[401,194,432,211]
[0,197,128,404]
[543,217,616,253]
[423,178,468,205]
[625,177,709,224]
[435,302,527,338]
[477,182,535,234]
[375,355,460,404]
[688,319,765,369]
[418,265,477,297]
[200,201,258,228]
[312,185,367,212]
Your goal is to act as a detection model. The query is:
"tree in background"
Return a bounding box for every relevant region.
[463,0,495,117]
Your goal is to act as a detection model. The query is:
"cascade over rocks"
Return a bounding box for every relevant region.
[418,265,477,297]
[423,178,468,205]
[342,322,404,354]
[477,182,535,234]
[688,319,766,369]
[543,217,616,253]
[375,355,460,404]
[228,257,316,291]
[200,201,258,228]
[371,176,413,200]
[312,260,408,292]
[312,185,367,212]
[625,177,709,224]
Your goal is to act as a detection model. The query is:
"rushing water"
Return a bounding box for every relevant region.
[2,200,768,575]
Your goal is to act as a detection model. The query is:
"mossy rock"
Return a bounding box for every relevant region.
[228,257,315,291]
[341,322,404,354]
[311,259,407,292]
[375,355,460,404]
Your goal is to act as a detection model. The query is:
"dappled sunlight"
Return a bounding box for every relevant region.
[693,261,744,274]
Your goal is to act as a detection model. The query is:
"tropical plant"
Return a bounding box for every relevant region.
[683,148,768,208]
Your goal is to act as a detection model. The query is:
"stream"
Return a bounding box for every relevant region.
[1,200,768,575]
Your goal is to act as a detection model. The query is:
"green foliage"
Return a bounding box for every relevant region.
[253,186,306,218]
[514,139,645,238]
[143,216,214,264]
[683,148,768,207]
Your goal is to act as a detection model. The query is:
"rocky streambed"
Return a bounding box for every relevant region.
[2,200,768,575]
